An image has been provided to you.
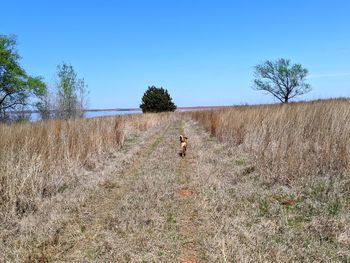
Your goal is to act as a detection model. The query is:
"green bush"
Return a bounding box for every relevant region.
[140,86,177,113]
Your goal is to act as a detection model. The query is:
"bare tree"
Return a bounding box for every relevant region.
[253,58,311,103]
[55,63,88,119]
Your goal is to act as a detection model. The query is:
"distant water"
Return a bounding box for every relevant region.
[12,108,201,122]
[85,110,142,118]
[28,110,142,121]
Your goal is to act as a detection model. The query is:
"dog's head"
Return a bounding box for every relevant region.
[180,135,184,142]
[180,135,188,143]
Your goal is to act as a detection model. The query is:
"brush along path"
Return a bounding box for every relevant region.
[26,122,171,262]
[182,120,350,262]
[2,123,170,262]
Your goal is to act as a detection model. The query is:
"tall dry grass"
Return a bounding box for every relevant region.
[0,113,171,219]
[189,99,350,182]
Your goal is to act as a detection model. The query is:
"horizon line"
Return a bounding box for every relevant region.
[8,97,350,114]
[8,105,233,114]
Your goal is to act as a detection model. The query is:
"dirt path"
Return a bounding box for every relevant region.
[177,122,201,263]
[27,119,220,262]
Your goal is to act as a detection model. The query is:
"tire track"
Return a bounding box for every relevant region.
[177,121,201,263]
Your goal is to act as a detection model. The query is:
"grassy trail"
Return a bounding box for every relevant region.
[42,120,215,262]
[20,117,349,262]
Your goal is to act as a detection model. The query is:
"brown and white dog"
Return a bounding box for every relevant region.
[179,135,188,157]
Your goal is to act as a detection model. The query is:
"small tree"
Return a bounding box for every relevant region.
[140,86,177,113]
[253,58,311,103]
[36,87,54,120]
[55,63,88,119]
[0,34,46,121]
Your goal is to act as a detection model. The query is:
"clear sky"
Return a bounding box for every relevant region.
[1,0,349,108]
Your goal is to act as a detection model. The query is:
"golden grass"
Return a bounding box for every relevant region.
[188,98,350,182]
[184,119,349,262]
[1,103,349,262]
[0,113,171,217]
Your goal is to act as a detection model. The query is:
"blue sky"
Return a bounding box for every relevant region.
[1,0,349,108]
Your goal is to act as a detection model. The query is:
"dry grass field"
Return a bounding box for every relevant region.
[189,98,350,182]
[185,98,350,262]
[0,113,174,261]
[0,99,349,262]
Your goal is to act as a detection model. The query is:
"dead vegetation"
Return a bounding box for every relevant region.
[184,119,350,262]
[188,98,350,183]
[183,99,350,262]
[0,112,173,261]
[1,99,349,262]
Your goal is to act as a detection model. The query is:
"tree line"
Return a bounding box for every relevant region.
[1,34,312,121]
